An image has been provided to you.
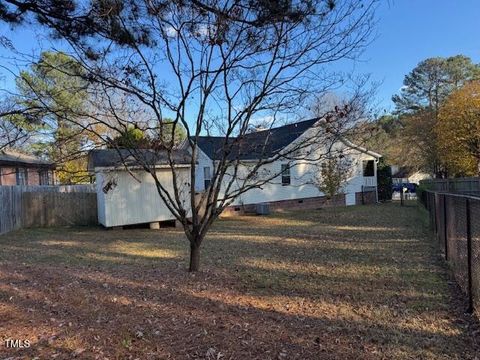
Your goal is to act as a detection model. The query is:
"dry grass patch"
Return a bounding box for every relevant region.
[0,203,479,359]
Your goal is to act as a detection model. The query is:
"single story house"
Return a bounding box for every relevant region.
[0,149,55,186]
[191,119,381,214]
[88,119,381,227]
[391,165,431,185]
[88,149,192,228]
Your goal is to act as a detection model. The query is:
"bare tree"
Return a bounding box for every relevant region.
[2,0,377,271]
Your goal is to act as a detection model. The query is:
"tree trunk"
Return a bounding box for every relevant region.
[330,197,337,216]
[189,242,201,272]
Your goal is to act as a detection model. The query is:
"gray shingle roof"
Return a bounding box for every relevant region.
[88,148,192,171]
[0,149,55,168]
[196,119,318,160]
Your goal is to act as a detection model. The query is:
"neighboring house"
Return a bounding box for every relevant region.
[190,119,381,214]
[88,149,192,228]
[391,166,431,185]
[0,149,55,186]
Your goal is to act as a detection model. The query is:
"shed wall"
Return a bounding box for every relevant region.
[96,168,191,227]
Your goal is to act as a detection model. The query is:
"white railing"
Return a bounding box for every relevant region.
[364,177,376,187]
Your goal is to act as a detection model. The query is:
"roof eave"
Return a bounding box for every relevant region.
[339,137,382,159]
[91,163,191,172]
[0,160,56,169]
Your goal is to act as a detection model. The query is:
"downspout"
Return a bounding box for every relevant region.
[374,157,379,203]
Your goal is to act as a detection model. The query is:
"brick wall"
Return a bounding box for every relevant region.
[355,189,377,205]
[27,169,40,185]
[0,166,52,186]
[222,194,346,216]
[0,167,17,186]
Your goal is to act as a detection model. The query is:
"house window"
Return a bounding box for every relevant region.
[16,167,28,185]
[39,170,50,185]
[281,164,291,185]
[203,166,211,189]
[362,160,375,177]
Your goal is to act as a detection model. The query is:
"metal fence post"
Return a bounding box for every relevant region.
[444,194,448,261]
[466,198,473,313]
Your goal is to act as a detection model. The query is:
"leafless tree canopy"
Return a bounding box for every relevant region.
[0,0,377,270]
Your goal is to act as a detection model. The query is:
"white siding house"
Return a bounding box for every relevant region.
[391,165,431,185]
[191,120,381,210]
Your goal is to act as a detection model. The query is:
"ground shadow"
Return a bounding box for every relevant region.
[0,203,479,359]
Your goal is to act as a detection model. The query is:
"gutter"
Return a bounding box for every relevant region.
[339,137,382,159]
[92,164,191,172]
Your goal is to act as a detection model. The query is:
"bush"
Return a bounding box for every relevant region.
[377,158,393,201]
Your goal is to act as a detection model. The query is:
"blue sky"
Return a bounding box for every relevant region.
[357,0,480,111]
[1,0,479,113]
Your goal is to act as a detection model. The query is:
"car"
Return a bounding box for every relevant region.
[392,182,417,193]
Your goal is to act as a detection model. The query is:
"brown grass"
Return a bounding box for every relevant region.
[0,202,479,359]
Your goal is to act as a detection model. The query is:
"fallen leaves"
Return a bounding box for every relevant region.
[0,204,478,359]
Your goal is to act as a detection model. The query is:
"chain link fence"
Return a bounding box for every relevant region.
[420,190,480,313]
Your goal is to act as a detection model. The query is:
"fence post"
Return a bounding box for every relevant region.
[466,198,474,313]
[444,194,448,261]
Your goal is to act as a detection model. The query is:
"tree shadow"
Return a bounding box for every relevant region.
[0,203,478,358]
[0,262,477,359]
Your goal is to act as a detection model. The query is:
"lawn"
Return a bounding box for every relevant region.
[0,203,479,359]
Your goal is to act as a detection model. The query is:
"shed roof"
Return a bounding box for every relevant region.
[88,148,192,171]
[196,118,318,160]
[0,149,55,168]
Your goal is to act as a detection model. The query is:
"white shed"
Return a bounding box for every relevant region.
[88,149,191,228]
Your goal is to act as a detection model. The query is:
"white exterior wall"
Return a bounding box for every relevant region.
[215,137,378,207]
[229,160,321,205]
[96,173,107,225]
[194,149,214,192]
[343,150,378,205]
[95,167,191,227]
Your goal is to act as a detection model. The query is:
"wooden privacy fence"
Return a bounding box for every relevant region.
[0,186,23,235]
[420,177,480,195]
[0,185,97,235]
[18,184,96,193]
